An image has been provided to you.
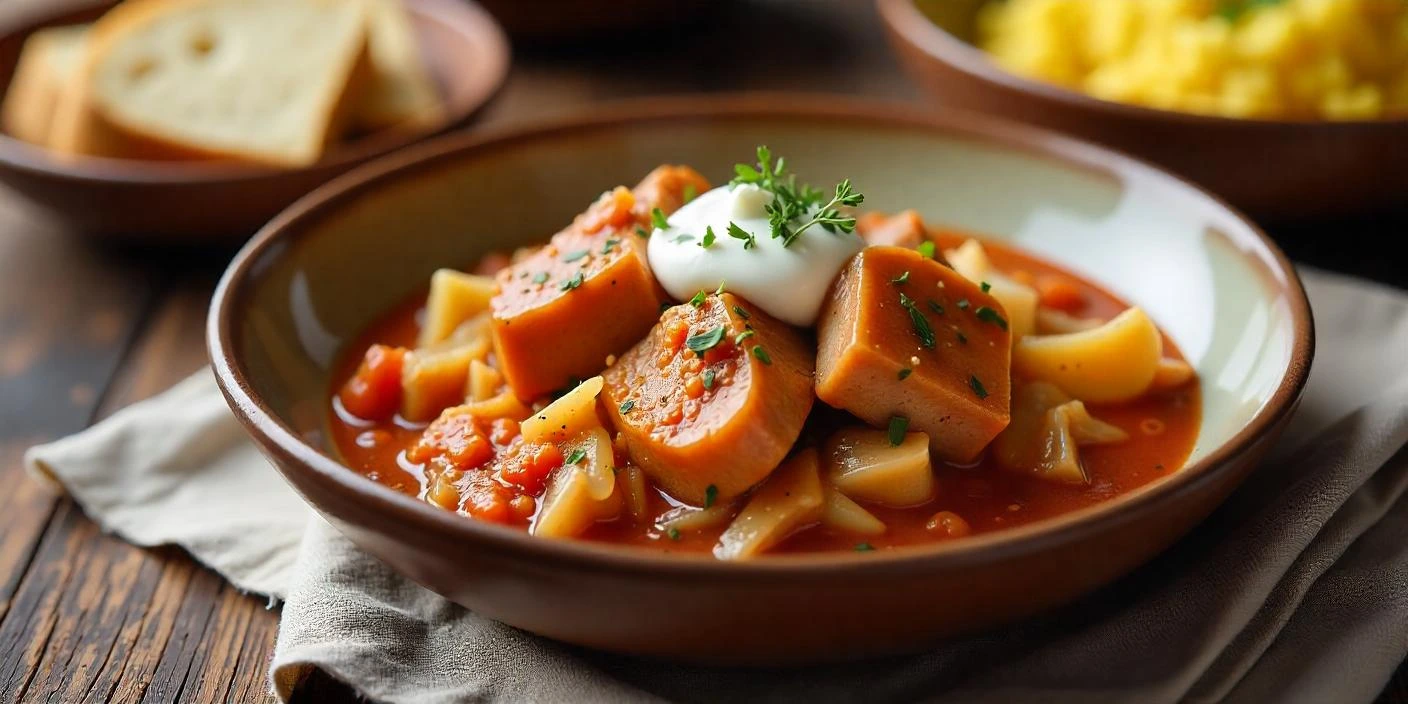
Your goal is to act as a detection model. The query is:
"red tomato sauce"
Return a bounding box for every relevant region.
[327,231,1200,555]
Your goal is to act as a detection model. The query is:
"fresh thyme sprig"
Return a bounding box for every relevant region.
[729,146,864,247]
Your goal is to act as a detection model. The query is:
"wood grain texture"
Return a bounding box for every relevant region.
[0,269,280,704]
[0,0,1401,701]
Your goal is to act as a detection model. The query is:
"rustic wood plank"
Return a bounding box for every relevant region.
[0,269,279,704]
[0,213,163,703]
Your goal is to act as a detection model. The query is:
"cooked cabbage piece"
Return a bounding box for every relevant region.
[1151,357,1196,390]
[945,239,1038,339]
[521,376,605,445]
[620,465,650,521]
[822,487,886,536]
[1035,307,1103,335]
[400,345,475,422]
[532,427,621,538]
[1013,307,1162,403]
[823,427,935,507]
[715,449,825,560]
[657,503,737,533]
[994,381,1128,484]
[419,269,496,348]
[401,313,495,422]
[463,391,533,423]
[467,359,503,402]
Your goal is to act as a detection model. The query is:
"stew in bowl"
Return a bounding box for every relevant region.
[327,149,1202,559]
[209,98,1310,661]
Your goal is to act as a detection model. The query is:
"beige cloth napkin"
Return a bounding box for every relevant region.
[24,267,1408,704]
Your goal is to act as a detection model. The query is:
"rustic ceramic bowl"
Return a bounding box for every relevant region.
[209,95,1313,664]
[0,0,508,241]
[877,0,1408,221]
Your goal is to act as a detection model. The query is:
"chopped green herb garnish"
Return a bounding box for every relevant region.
[564,448,587,465]
[729,146,864,247]
[601,238,620,254]
[672,234,694,244]
[651,207,670,231]
[701,226,716,249]
[704,484,718,508]
[855,542,875,552]
[956,330,968,344]
[917,241,936,259]
[957,298,970,310]
[531,272,549,285]
[980,281,992,293]
[702,369,716,390]
[887,415,909,446]
[897,368,912,381]
[732,305,751,320]
[686,326,725,354]
[892,271,910,285]
[727,222,757,250]
[975,306,1008,330]
[667,527,681,541]
[688,290,707,307]
[635,226,649,238]
[734,329,756,345]
[619,400,635,413]
[562,249,589,263]
[969,375,989,399]
[683,183,697,204]
[899,293,936,349]
[927,299,944,315]
[559,272,584,291]
[715,280,727,295]
[751,345,772,364]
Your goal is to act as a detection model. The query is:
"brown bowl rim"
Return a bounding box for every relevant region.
[208,93,1314,581]
[0,0,510,185]
[875,0,1408,129]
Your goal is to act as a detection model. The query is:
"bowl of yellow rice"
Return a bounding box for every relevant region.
[877,0,1408,218]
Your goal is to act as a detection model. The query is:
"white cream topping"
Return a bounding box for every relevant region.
[646,184,864,327]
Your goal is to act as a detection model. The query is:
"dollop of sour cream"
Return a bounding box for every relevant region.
[647,184,864,327]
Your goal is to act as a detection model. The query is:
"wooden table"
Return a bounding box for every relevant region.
[0,1,1402,701]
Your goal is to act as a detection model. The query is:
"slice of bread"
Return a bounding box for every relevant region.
[59,0,371,167]
[358,0,444,131]
[2,25,90,148]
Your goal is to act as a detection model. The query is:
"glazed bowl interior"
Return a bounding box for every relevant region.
[233,103,1300,485]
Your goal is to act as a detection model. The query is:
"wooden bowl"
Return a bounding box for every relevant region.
[0,0,508,241]
[208,95,1313,664]
[877,0,1408,221]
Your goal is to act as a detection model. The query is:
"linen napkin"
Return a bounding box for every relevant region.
[24,268,1408,704]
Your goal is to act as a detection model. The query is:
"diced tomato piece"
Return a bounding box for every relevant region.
[338,345,406,421]
[407,407,494,470]
[501,442,562,495]
[1037,275,1085,313]
[578,186,636,234]
[461,474,513,523]
[508,495,537,523]
[448,434,494,468]
[489,417,521,446]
